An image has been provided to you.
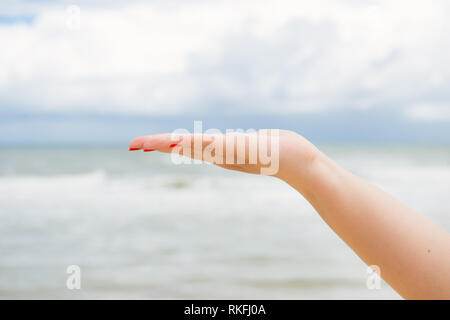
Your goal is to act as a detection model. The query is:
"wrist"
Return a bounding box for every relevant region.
[275,136,327,195]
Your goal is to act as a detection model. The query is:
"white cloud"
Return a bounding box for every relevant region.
[407,104,450,122]
[1,0,450,116]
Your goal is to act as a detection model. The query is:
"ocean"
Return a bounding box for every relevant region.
[0,145,449,299]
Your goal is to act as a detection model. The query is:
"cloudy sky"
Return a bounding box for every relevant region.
[1,0,450,143]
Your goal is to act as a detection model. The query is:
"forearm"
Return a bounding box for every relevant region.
[282,147,450,299]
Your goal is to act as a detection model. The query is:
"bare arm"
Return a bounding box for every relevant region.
[281,135,450,300]
[129,130,450,299]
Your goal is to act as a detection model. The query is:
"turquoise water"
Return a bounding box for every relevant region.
[0,145,449,299]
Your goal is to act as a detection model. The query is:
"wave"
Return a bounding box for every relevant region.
[0,161,449,224]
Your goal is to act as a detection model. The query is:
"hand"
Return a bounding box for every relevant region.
[129,129,319,180]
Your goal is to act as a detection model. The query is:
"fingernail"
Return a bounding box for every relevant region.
[129,147,141,151]
[143,149,155,152]
[169,144,178,148]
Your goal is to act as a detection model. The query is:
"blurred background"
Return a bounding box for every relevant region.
[0,0,449,299]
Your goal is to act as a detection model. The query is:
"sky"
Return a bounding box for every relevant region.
[0,0,450,144]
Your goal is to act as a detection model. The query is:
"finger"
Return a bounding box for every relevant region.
[175,133,257,165]
[130,132,269,164]
[128,133,214,154]
[128,134,183,152]
[174,133,216,160]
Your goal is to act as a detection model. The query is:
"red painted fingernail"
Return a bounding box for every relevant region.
[129,147,141,151]
[169,144,177,148]
[143,149,155,152]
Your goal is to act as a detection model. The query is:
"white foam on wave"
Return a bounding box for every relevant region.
[0,170,107,190]
[0,161,448,229]
[0,169,310,220]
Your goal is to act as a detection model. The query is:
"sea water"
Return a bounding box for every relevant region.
[0,145,449,299]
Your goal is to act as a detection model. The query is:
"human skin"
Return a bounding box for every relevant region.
[129,130,450,300]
